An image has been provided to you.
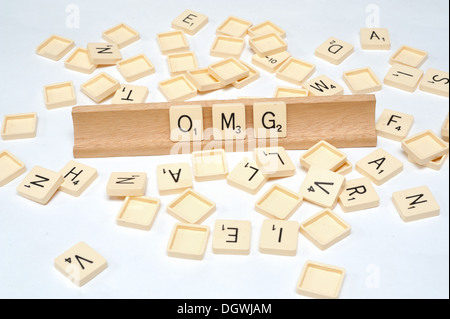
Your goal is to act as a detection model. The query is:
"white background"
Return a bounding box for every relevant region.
[0,0,448,299]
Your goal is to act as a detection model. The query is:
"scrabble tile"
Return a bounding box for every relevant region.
[156,30,189,55]
[276,57,315,86]
[167,51,198,76]
[116,196,160,230]
[252,51,291,73]
[392,186,440,222]
[355,148,403,186]
[59,160,98,197]
[419,68,449,98]
[342,67,382,94]
[169,105,203,141]
[442,113,449,141]
[212,220,251,255]
[102,23,140,49]
[254,146,295,178]
[248,21,286,38]
[216,16,252,38]
[299,209,351,250]
[186,68,223,92]
[167,189,216,224]
[36,35,75,61]
[401,130,449,165]
[1,113,37,141]
[315,37,354,65]
[249,33,287,56]
[259,219,299,256]
[156,162,193,195]
[376,109,414,141]
[172,9,208,36]
[81,73,120,104]
[106,172,147,197]
[17,166,64,205]
[210,35,245,59]
[64,47,96,74]
[338,177,380,212]
[0,150,26,187]
[212,103,246,140]
[159,75,197,102]
[300,140,347,171]
[303,75,344,96]
[87,43,122,65]
[111,85,149,104]
[384,63,423,92]
[255,184,302,220]
[116,54,155,82]
[296,261,345,299]
[232,60,260,89]
[390,45,428,68]
[43,81,76,109]
[360,28,390,50]
[167,223,210,260]
[54,241,107,287]
[408,153,448,171]
[333,160,353,176]
[299,165,345,208]
[253,101,287,139]
[274,86,309,98]
[192,149,228,181]
[226,157,267,195]
[208,58,250,86]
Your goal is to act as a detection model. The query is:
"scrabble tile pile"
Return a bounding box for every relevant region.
[0,9,448,298]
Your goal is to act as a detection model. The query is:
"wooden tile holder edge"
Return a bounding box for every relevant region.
[72,95,377,158]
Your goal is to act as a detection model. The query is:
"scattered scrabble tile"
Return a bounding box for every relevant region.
[355,148,403,186]
[172,9,208,36]
[59,160,98,197]
[158,74,197,102]
[167,51,198,76]
[253,101,287,139]
[408,153,448,171]
[64,47,96,74]
[81,72,120,103]
[111,85,149,104]
[338,177,380,212]
[251,51,291,73]
[442,113,449,141]
[0,150,26,187]
[419,68,449,98]
[102,23,140,49]
[314,37,354,65]
[186,68,223,92]
[54,241,107,287]
[333,160,353,176]
[167,223,210,260]
[156,162,193,195]
[212,103,246,140]
[216,16,252,38]
[392,186,440,222]
[208,57,250,86]
[384,63,423,92]
[299,165,345,208]
[116,54,155,82]
[303,75,344,96]
[254,146,295,178]
[259,219,299,256]
[212,219,251,255]
[274,86,309,98]
[249,33,287,56]
[276,57,315,86]
[300,140,347,171]
[192,149,228,181]
[106,172,147,197]
[36,35,75,61]
[360,28,390,50]
[376,109,414,141]
[248,20,286,38]
[210,35,245,59]
[255,184,302,220]
[17,166,64,205]
[401,130,449,165]
[226,157,267,195]
[169,104,203,141]
[43,81,76,109]
[342,67,382,94]
[87,43,122,65]
[167,189,216,224]
[1,113,37,141]
[299,209,351,250]
[296,261,345,299]
[390,45,428,68]
[156,30,189,55]
[232,60,260,89]
[116,196,160,230]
